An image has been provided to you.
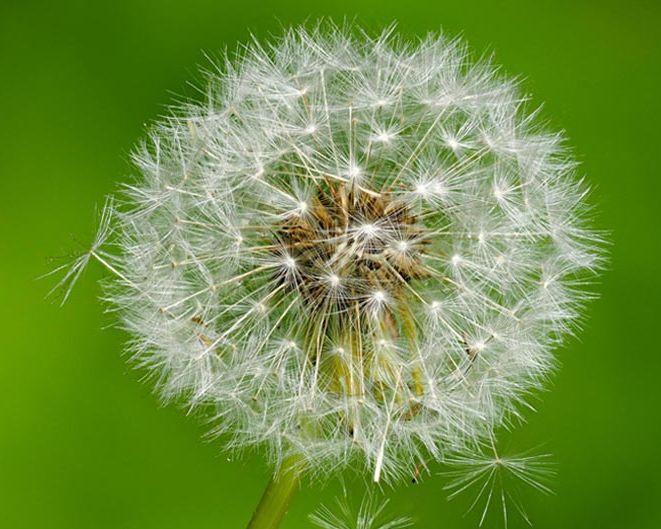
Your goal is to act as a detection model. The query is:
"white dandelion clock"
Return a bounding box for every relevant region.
[61,22,603,529]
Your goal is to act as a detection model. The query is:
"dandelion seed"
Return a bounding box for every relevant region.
[310,495,412,529]
[46,196,114,304]
[443,446,555,527]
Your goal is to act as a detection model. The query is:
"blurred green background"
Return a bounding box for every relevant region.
[1,1,660,528]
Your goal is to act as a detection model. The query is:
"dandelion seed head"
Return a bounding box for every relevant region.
[76,22,603,484]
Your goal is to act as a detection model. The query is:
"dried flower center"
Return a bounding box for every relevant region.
[274,183,429,318]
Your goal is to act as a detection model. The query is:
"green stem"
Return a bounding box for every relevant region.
[246,454,303,529]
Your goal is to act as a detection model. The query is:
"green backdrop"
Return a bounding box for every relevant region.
[2,1,660,528]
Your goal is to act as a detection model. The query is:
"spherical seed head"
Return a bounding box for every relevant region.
[104,23,602,482]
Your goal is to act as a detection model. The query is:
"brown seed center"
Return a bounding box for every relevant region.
[274,183,429,316]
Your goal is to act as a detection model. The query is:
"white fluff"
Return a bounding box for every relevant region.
[74,23,602,484]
